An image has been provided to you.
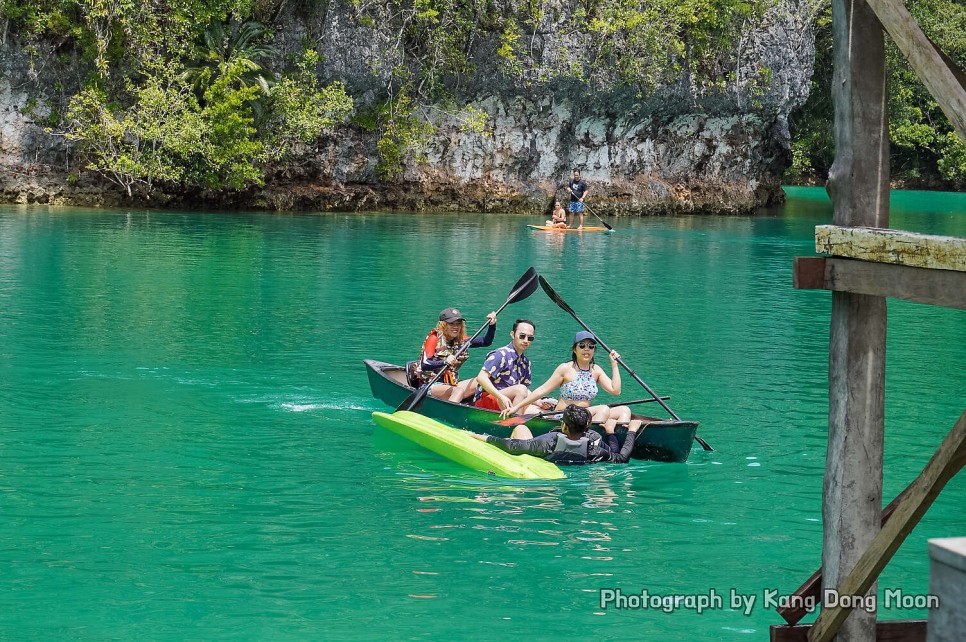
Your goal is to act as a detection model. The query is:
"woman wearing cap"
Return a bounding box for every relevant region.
[499,330,640,433]
[413,307,498,403]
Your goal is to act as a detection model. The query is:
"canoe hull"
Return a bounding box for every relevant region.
[364,359,698,463]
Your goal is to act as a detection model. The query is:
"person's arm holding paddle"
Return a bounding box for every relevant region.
[398,268,538,412]
[593,350,622,396]
[499,364,568,419]
[443,311,497,403]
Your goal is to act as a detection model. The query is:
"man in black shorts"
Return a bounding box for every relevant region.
[566,169,589,229]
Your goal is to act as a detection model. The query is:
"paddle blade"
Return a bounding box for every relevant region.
[695,435,714,451]
[538,276,575,316]
[507,267,539,305]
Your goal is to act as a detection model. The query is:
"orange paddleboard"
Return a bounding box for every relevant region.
[527,225,610,232]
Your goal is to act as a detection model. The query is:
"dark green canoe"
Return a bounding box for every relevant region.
[364,359,699,463]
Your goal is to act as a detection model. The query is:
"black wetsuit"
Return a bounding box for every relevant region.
[485,429,637,465]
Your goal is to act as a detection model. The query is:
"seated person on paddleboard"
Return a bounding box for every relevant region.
[500,331,642,433]
[474,319,549,414]
[545,201,567,228]
[472,405,640,465]
[414,307,497,403]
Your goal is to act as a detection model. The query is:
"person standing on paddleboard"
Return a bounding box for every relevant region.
[566,169,589,229]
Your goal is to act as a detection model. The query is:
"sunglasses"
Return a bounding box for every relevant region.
[577,342,596,350]
[516,333,535,341]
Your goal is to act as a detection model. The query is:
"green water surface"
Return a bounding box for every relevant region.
[0,188,963,640]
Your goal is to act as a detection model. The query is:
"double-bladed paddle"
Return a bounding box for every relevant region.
[537,275,714,451]
[396,268,539,412]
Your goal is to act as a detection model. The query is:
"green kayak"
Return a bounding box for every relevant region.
[372,411,565,480]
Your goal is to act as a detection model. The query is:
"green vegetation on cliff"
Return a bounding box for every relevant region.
[2,0,780,192]
[2,0,352,195]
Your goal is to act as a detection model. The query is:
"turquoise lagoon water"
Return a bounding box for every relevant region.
[0,188,963,640]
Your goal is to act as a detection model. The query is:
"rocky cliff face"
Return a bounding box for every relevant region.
[0,0,815,214]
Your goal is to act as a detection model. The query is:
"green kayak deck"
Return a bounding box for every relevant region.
[372,411,565,480]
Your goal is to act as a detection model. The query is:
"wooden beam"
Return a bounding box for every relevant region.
[824,0,890,639]
[816,226,966,272]
[808,409,966,641]
[864,0,966,144]
[826,260,966,309]
[771,620,927,642]
[793,257,966,309]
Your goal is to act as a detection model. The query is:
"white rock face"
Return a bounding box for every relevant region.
[0,0,814,212]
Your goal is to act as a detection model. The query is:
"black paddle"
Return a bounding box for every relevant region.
[492,396,671,427]
[397,268,539,412]
[582,203,613,230]
[537,275,714,451]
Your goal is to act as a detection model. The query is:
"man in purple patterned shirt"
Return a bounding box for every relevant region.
[474,319,538,412]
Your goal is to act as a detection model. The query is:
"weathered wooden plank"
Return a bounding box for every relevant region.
[865,0,966,144]
[823,291,887,642]
[816,226,966,272]
[928,537,966,640]
[771,620,927,642]
[808,410,966,642]
[826,5,890,225]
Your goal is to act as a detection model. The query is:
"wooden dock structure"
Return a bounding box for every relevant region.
[772,0,966,640]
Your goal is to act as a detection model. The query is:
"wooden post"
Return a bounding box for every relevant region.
[820,0,889,638]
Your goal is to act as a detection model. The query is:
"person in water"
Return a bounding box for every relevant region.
[415,307,497,403]
[500,330,641,432]
[566,169,589,229]
[545,201,567,228]
[472,405,640,465]
[474,319,543,413]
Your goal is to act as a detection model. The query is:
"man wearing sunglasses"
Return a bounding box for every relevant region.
[474,319,541,413]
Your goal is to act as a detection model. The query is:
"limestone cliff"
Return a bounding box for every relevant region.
[0,0,815,214]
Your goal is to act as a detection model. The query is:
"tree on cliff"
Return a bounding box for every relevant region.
[3,2,352,195]
[788,0,966,187]
[3,0,787,191]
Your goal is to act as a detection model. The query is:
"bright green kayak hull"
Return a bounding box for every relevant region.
[372,411,565,480]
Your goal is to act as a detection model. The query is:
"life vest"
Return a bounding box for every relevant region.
[415,329,469,386]
[546,433,592,465]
